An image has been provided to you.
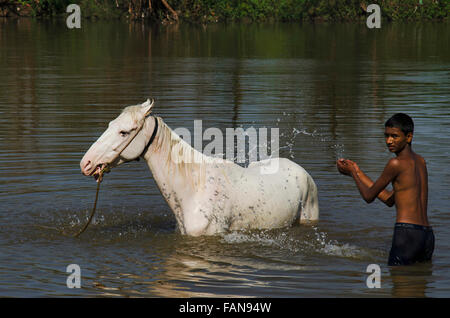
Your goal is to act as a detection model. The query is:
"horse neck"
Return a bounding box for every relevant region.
[142,118,209,198]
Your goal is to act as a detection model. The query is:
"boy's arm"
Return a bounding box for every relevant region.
[337,159,397,206]
[351,164,395,207]
[351,159,399,204]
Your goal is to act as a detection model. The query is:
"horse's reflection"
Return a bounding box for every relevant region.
[91,231,309,297]
[148,235,302,297]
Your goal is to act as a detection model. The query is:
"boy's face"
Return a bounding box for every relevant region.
[384,126,412,153]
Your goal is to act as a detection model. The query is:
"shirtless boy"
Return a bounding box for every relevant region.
[336,113,434,266]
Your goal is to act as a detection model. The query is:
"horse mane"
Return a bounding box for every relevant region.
[151,117,231,189]
[121,104,233,189]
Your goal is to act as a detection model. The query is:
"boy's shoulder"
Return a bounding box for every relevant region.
[410,152,427,167]
[386,157,402,169]
[415,153,426,165]
[388,152,427,172]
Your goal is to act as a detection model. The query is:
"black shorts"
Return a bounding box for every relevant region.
[388,222,435,266]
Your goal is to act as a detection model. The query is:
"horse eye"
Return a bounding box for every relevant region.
[119,130,130,137]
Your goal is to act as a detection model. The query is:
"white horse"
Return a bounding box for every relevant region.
[80,99,319,236]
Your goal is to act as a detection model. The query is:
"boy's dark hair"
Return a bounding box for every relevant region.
[385,113,414,136]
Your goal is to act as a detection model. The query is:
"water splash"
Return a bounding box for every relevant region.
[308,226,371,259]
[331,143,345,160]
[220,230,302,254]
[275,113,346,161]
[220,227,370,260]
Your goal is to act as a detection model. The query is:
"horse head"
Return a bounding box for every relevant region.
[80,99,156,180]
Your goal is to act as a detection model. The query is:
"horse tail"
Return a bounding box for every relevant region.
[300,171,319,223]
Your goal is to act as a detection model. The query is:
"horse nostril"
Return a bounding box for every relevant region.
[82,160,92,173]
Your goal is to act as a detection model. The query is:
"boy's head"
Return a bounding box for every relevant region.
[384,113,414,151]
[385,113,414,136]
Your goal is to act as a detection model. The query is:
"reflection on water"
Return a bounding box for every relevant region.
[389,264,435,298]
[83,226,386,298]
[0,19,449,297]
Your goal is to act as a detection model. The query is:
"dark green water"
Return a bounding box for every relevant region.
[0,19,449,297]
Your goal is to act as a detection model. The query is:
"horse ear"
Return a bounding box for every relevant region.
[141,98,155,117]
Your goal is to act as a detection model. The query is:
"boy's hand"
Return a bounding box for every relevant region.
[344,159,360,173]
[336,158,356,176]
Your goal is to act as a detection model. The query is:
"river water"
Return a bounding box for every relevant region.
[0,19,449,297]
